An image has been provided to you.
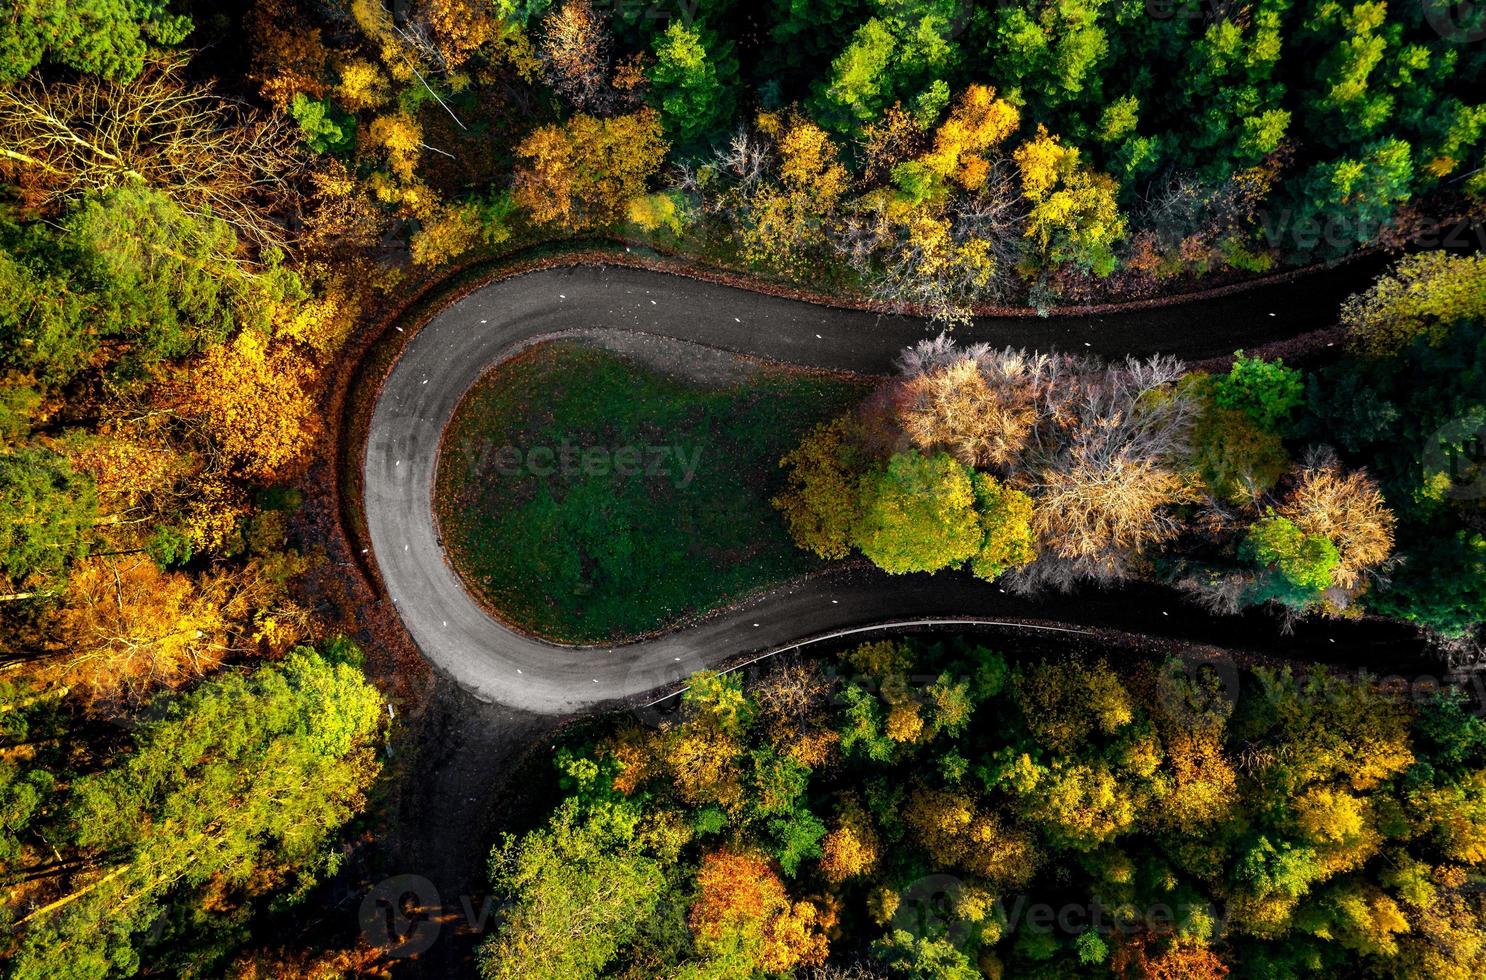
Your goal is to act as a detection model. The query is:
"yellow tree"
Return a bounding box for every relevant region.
[903,786,1038,885]
[819,795,880,884]
[736,112,850,275]
[51,556,227,703]
[920,84,1020,190]
[179,330,321,482]
[773,416,860,560]
[1013,125,1127,276]
[513,109,666,230]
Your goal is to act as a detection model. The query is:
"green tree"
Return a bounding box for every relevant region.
[0,447,96,592]
[813,0,961,130]
[0,230,95,382]
[852,450,982,574]
[650,21,738,150]
[478,804,667,980]
[1369,529,1486,636]
[1242,513,1340,606]
[0,0,191,84]
[1213,351,1304,432]
[969,472,1036,580]
[983,0,1111,118]
[288,93,355,154]
[4,644,383,977]
[65,185,243,367]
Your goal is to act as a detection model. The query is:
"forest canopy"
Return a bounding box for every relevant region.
[478,636,1486,978]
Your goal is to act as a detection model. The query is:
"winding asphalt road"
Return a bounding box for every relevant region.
[363,262,1428,715]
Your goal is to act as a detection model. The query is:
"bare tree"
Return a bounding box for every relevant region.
[0,57,303,251]
[830,158,1026,325]
[540,0,612,111]
[1010,355,1197,590]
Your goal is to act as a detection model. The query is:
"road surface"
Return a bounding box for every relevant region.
[362,263,1425,714]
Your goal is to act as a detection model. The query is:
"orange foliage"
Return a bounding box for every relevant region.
[689,849,830,972]
[52,556,228,703]
[819,796,880,884]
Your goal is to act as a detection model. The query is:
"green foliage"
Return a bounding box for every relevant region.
[650,21,738,150]
[768,809,826,876]
[873,929,981,979]
[65,186,241,367]
[0,0,191,84]
[0,447,96,590]
[982,0,1111,117]
[1242,513,1340,602]
[0,187,286,382]
[1213,351,1304,432]
[969,472,1036,581]
[1367,529,1486,636]
[1187,386,1290,504]
[5,646,382,977]
[1303,307,1483,633]
[478,804,667,980]
[852,450,983,574]
[813,0,961,130]
[145,525,193,569]
[0,225,96,383]
[288,93,356,154]
[489,636,1486,978]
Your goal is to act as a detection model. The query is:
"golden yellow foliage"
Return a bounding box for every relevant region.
[737,113,850,274]
[185,330,321,481]
[424,0,504,67]
[819,796,880,884]
[62,423,188,516]
[1342,251,1486,356]
[921,85,1020,190]
[1157,730,1237,828]
[53,556,227,702]
[861,104,926,184]
[513,109,667,230]
[773,416,859,560]
[885,701,925,743]
[367,112,423,183]
[903,786,1038,885]
[247,0,330,109]
[335,58,390,111]
[179,475,249,556]
[689,849,830,973]
[410,202,484,267]
[269,267,361,355]
[664,724,746,812]
[1013,126,1127,274]
[1017,759,1140,849]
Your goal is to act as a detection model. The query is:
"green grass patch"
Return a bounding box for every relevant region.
[435,341,871,642]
